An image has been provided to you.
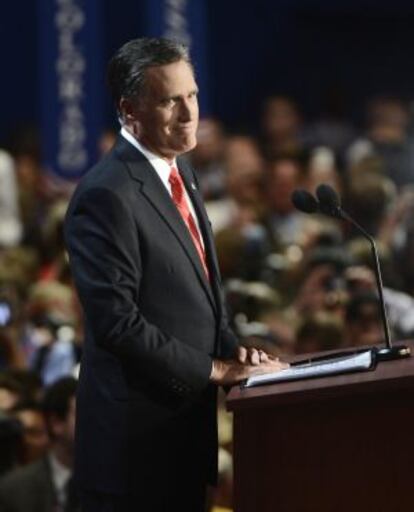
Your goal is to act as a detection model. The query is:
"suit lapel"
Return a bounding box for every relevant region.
[178,162,221,279]
[115,137,217,314]
[179,160,224,317]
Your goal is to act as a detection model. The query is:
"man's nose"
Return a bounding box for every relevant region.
[179,98,194,121]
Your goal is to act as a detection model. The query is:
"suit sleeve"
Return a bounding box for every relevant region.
[64,186,213,396]
[218,304,240,359]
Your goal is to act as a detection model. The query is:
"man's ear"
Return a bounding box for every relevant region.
[119,97,139,123]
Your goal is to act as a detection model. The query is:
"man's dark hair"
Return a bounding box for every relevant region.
[0,410,22,476]
[0,373,23,397]
[10,400,43,415]
[7,369,43,402]
[346,292,380,323]
[42,376,77,421]
[107,37,191,115]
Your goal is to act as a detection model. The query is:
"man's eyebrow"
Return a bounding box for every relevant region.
[160,89,199,102]
[159,95,179,103]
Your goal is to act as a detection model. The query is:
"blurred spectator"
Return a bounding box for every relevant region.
[295,311,344,355]
[28,319,78,387]
[0,327,26,371]
[227,280,295,355]
[0,283,26,372]
[0,150,22,248]
[207,136,270,280]
[302,86,356,156]
[334,260,414,340]
[260,95,303,159]
[6,370,43,404]
[264,154,313,249]
[189,117,227,200]
[0,411,22,477]
[37,199,70,283]
[0,373,24,412]
[22,280,79,385]
[10,401,49,465]
[347,96,414,188]
[345,292,383,347]
[376,186,414,295]
[0,247,40,300]
[292,246,354,319]
[347,237,401,291]
[382,287,414,339]
[377,184,414,250]
[6,126,46,248]
[305,146,342,195]
[98,128,117,157]
[206,135,264,233]
[343,172,396,238]
[0,377,79,512]
[395,220,414,296]
[214,224,270,281]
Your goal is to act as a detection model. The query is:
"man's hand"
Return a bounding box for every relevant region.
[236,345,277,366]
[209,351,289,385]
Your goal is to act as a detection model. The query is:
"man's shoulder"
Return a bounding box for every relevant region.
[73,135,152,198]
[0,457,54,511]
[67,150,133,213]
[77,148,127,192]
[0,457,50,493]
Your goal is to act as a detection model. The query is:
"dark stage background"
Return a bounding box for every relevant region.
[1,0,414,170]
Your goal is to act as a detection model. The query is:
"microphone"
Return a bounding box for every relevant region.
[291,189,319,214]
[315,184,341,218]
[309,184,410,362]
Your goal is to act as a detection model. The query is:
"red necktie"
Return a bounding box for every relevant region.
[169,166,210,279]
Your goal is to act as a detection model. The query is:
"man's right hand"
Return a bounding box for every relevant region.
[209,355,289,385]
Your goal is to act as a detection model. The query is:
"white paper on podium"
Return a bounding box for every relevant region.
[243,349,375,388]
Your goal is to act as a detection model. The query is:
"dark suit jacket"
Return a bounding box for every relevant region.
[0,457,56,512]
[64,136,239,496]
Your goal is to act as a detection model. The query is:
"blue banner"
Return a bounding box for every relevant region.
[142,0,210,116]
[38,0,103,180]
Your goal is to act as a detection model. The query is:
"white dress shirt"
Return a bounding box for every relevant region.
[48,452,71,508]
[120,127,205,248]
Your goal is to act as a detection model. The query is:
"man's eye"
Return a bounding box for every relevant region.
[161,98,175,107]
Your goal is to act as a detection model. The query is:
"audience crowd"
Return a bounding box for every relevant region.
[1,94,414,511]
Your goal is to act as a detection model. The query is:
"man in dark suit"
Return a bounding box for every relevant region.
[64,37,286,511]
[0,456,56,512]
[0,377,79,512]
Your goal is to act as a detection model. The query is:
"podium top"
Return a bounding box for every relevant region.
[227,341,414,412]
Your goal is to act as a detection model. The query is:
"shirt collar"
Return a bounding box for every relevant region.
[120,127,177,189]
[48,452,71,497]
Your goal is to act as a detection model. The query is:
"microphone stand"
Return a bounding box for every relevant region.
[337,207,410,361]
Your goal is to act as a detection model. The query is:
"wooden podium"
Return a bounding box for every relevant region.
[227,342,414,512]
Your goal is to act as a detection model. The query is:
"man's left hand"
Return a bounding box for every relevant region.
[236,345,277,366]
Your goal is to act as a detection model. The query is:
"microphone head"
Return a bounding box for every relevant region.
[291,189,319,214]
[315,184,341,218]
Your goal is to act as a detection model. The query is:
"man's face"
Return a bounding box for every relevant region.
[130,59,199,161]
[268,160,300,213]
[15,409,49,463]
[50,396,76,449]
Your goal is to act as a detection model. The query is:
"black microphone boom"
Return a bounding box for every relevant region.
[314,184,410,362]
[291,189,319,214]
[315,184,341,218]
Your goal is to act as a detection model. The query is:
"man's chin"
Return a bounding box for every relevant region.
[184,137,197,153]
[174,136,197,154]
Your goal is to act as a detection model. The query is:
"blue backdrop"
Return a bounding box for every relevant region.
[1,0,414,177]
